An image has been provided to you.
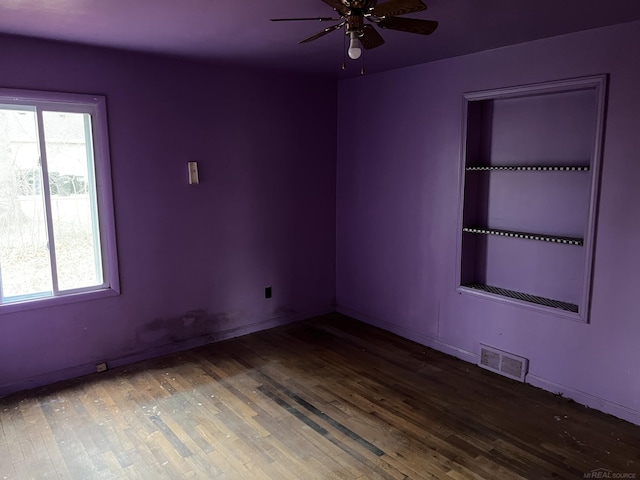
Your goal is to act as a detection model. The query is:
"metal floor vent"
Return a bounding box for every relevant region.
[479,344,528,382]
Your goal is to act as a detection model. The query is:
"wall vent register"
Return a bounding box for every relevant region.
[479,344,529,382]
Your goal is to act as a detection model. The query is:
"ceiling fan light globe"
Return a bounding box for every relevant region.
[348,34,362,59]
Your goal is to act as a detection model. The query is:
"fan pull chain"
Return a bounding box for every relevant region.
[342,31,347,70]
[360,49,365,75]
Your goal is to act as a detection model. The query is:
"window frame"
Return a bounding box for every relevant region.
[0,88,119,313]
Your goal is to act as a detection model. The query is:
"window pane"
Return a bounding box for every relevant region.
[0,107,52,301]
[43,111,103,291]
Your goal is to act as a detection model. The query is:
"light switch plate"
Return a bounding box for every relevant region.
[188,161,199,184]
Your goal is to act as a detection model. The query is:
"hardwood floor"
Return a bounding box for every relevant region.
[1,313,639,479]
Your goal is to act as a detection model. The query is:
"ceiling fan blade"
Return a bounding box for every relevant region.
[371,0,427,17]
[376,16,438,35]
[271,17,340,22]
[360,25,385,50]
[321,0,350,15]
[299,22,344,44]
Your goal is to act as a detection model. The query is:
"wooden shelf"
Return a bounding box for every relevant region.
[465,165,590,172]
[462,283,578,313]
[462,227,583,246]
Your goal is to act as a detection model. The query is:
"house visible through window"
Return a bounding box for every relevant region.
[0,89,118,309]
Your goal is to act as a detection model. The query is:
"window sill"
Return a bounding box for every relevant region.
[0,287,120,315]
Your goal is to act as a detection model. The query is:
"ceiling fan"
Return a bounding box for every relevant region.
[271,0,438,62]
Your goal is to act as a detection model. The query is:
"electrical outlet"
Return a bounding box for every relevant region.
[265,286,272,299]
[96,362,108,373]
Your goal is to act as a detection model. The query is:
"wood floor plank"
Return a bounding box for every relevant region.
[1,313,640,479]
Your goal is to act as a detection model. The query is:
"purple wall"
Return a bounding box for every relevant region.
[337,21,640,424]
[3,19,639,427]
[0,34,337,395]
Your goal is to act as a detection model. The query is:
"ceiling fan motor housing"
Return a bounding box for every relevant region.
[346,14,365,34]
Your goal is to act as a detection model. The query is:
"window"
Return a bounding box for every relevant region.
[0,89,119,311]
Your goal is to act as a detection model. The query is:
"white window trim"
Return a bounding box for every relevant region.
[0,88,120,313]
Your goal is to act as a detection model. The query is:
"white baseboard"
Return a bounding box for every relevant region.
[337,305,640,427]
[0,306,333,398]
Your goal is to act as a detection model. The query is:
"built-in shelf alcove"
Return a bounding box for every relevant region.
[456,76,607,322]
